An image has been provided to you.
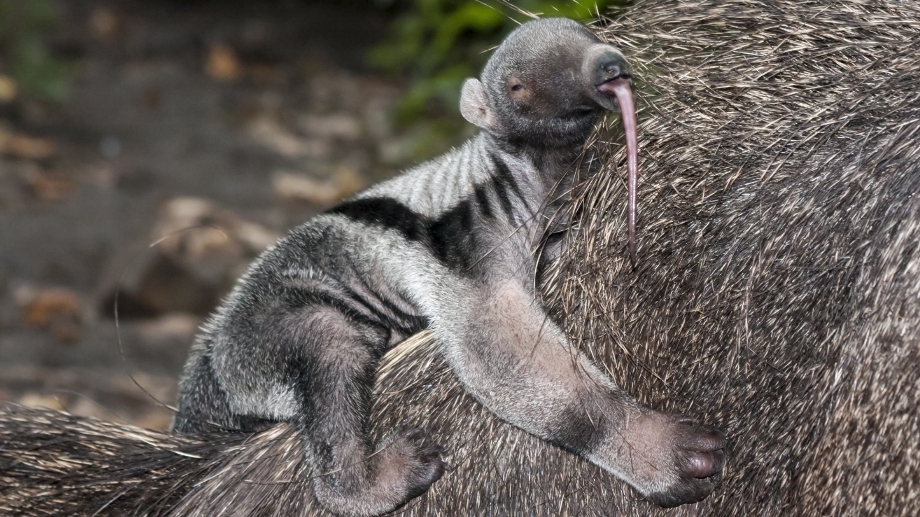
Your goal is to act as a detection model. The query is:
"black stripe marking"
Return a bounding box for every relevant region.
[489,152,523,201]
[340,282,426,336]
[337,252,421,327]
[287,286,387,336]
[489,175,517,222]
[474,184,494,219]
[329,197,488,274]
[428,200,477,271]
[328,198,427,241]
[337,284,397,326]
[552,403,603,455]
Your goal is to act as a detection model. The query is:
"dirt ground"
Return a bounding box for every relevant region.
[0,0,432,430]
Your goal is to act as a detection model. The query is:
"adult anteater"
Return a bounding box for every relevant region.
[2,0,918,515]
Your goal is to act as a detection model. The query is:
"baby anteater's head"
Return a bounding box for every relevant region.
[461,17,640,261]
[460,17,633,149]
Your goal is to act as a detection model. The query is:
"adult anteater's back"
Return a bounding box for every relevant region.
[3,1,919,515]
[541,1,920,515]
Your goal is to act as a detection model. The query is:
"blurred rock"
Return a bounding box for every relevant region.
[89,6,124,42]
[64,396,112,421]
[138,313,201,341]
[100,197,280,318]
[22,168,77,201]
[307,71,363,113]
[241,18,272,49]
[246,115,329,159]
[0,75,17,103]
[17,393,65,412]
[99,136,122,159]
[205,43,242,82]
[249,63,282,87]
[15,286,83,344]
[298,113,362,141]
[133,410,175,432]
[0,127,57,161]
[114,371,177,410]
[0,364,179,430]
[140,86,162,110]
[114,166,157,194]
[272,165,364,207]
[59,389,175,430]
[364,95,396,141]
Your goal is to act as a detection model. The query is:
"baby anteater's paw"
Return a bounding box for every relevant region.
[309,427,444,516]
[377,427,445,503]
[397,428,446,499]
[643,416,727,507]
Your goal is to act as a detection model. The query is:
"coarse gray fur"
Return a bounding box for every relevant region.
[6,1,917,515]
[170,16,723,517]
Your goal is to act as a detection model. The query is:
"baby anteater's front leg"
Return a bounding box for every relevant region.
[285,304,444,516]
[429,279,725,506]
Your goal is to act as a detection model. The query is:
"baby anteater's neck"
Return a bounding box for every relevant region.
[481,131,592,212]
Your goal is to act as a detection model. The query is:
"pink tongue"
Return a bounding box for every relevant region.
[598,79,639,265]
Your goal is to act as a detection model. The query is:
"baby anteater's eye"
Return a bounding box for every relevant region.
[506,76,531,106]
[508,76,525,92]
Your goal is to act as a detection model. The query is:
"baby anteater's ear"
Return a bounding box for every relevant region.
[460,78,498,131]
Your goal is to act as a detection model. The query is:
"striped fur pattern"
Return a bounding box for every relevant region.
[172,17,724,517]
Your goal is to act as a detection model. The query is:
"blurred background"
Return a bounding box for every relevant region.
[0,0,628,430]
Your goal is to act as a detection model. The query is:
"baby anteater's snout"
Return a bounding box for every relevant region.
[593,50,631,87]
[584,45,631,94]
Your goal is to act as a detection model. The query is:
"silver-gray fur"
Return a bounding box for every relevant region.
[171,16,723,517]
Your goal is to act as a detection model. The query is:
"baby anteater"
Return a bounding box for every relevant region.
[173,17,724,516]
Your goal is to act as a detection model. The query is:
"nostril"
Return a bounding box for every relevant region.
[602,62,621,77]
[596,54,630,81]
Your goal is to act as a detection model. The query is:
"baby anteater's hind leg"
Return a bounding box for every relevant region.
[289,307,444,517]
